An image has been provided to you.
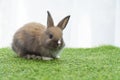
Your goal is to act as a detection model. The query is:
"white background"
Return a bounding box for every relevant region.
[0,0,120,48]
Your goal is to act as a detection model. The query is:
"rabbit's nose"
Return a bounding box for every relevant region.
[58,40,61,45]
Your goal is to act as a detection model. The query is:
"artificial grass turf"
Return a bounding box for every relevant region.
[0,46,120,80]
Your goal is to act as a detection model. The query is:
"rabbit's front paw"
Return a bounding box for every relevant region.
[55,55,60,59]
[42,57,53,60]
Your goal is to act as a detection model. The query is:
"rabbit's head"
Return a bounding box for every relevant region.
[41,11,70,49]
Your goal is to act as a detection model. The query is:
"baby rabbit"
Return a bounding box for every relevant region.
[12,11,70,60]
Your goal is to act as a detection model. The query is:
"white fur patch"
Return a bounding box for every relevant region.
[56,55,60,59]
[58,40,61,44]
[42,57,53,60]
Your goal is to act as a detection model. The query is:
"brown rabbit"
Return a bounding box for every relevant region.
[12,11,70,60]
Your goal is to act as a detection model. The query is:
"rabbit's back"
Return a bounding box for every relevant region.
[13,22,46,44]
[12,22,46,56]
[17,22,46,36]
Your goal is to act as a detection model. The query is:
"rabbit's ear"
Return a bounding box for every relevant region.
[47,11,54,28]
[57,15,70,30]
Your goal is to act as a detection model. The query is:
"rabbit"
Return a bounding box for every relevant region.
[12,11,70,60]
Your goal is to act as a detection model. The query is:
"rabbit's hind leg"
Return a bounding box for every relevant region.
[24,54,42,60]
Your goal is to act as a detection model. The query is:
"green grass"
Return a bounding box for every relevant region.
[0,45,120,80]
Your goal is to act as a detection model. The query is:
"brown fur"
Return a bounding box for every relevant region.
[12,11,70,59]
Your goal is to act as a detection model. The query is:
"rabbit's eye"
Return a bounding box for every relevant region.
[49,34,53,39]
